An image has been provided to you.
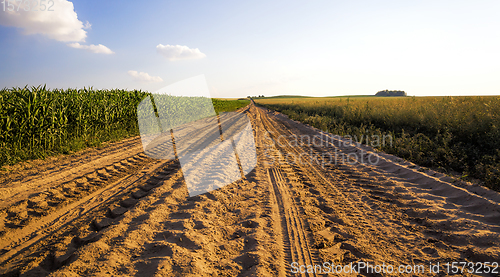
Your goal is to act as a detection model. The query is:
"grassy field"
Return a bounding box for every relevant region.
[253,95,375,100]
[212,98,250,114]
[255,96,500,191]
[0,86,249,167]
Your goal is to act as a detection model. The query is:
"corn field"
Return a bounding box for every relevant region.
[0,86,249,167]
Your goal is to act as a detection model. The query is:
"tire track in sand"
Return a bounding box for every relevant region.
[268,166,318,277]
[251,102,319,276]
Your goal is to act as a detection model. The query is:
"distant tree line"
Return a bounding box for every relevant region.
[375,90,407,97]
[247,95,265,98]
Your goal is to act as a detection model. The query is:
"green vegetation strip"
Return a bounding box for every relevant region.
[0,86,249,167]
[212,98,250,114]
[256,96,500,191]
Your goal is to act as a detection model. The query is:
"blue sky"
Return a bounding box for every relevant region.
[0,0,499,97]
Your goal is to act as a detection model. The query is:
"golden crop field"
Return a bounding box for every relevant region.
[255,96,500,190]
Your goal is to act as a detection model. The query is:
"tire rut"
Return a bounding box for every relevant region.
[268,167,319,277]
[255,106,320,276]
[0,152,151,237]
[0,156,181,276]
[0,137,145,209]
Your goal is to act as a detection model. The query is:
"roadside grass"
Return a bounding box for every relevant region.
[256,96,500,191]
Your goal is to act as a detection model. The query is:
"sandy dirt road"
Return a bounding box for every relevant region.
[1,103,499,276]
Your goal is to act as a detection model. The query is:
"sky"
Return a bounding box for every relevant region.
[0,0,499,97]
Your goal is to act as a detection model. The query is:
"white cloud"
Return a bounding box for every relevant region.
[128,70,163,83]
[156,44,206,61]
[0,0,88,42]
[68,43,114,54]
[83,21,92,30]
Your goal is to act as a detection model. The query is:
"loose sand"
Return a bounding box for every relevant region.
[1,103,499,276]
